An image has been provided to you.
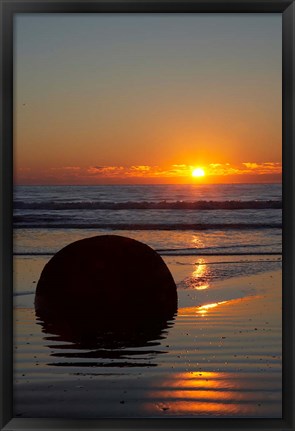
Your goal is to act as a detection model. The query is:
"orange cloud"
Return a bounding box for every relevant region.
[50,166,81,171]
[15,161,282,185]
[242,162,282,174]
[87,166,125,176]
[243,162,259,169]
[130,165,151,172]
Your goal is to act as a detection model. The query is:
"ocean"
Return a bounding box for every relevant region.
[14,183,282,254]
[13,183,282,418]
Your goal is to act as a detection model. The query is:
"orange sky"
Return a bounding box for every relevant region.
[14,14,282,185]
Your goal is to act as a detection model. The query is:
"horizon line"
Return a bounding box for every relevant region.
[14,181,283,187]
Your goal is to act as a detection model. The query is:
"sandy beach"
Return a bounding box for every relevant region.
[13,255,282,418]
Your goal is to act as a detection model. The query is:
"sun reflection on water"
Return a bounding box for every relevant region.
[192,258,210,290]
[197,301,228,316]
[178,298,241,318]
[145,370,256,416]
[191,235,204,249]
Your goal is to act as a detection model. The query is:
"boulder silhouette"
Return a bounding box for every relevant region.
[35,235,178,323]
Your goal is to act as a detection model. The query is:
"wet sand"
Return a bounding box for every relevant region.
[13,257,282,418]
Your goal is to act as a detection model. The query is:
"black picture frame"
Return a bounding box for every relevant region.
[1,1,294,430]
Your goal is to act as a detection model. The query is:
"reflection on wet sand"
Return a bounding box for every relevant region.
[179,299,230,318]
[35,310,176,368]
[192,258,210,290]
[145,371,266,416]
[197,301,228,316]
[179,295,262,318]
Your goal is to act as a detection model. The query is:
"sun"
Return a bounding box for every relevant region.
[192,167,205,178]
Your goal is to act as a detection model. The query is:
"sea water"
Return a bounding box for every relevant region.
[14,183,281,254]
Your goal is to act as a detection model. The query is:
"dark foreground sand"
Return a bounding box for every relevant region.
[13,257,282,418]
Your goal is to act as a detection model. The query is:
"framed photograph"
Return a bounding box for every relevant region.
[1,1,294,430]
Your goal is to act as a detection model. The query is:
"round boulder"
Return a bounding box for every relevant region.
[35,235,178,322]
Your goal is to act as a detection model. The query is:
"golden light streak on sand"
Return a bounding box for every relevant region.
[192,258,209,290]
[197,301,228,316]
[195,284,210,290]
[178,296,262,318]
[145,371,253,415]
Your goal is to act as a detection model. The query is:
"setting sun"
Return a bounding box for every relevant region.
[192,168,205,178]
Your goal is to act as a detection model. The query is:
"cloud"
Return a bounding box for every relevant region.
[207,162,282,176]
[130,165,151,172]
[243,162,259,169]
[92,166,105,171]
[207,163,239,176]
[87,166,125,176]
[50,166,81,171]
[242,162,282,174]
[16,161,282,184]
